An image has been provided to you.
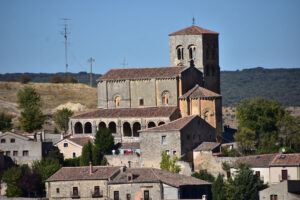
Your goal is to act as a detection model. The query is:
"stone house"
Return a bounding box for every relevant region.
[259,180,300,200]
[231,153,300,185]
[46,165,212,200]
[0,130,52,165]
[140,115,216,168]
[55,136,94,159]
[68,25,222,146]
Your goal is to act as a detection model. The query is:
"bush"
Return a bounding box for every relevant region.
[192,170,215,183]
[0,111,14,131]
[20,75,31,84]
[51,76,78,83]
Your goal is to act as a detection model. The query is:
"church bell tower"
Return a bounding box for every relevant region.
[169,24,220,94]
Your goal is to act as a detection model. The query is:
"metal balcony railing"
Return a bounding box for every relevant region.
[70,191,80,199]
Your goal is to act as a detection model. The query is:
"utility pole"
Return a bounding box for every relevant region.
[121,56,128,68]
[88,57,95,87]
[60,18,71,75]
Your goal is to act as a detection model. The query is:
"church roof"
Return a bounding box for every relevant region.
[179,84,221,99]
[139,115,198,132]
[169,25,218,36]
[71,106,179,119]
[97,66,187,81]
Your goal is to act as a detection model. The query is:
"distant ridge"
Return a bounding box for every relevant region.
[1,67,299,106]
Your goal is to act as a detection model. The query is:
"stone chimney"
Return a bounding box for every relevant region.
[89,161,93,174]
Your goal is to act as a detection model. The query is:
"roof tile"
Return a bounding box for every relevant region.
[169,25,218,36]
[194,142,221,151]
[232,154,277,168]
[270,153,300,166]
[180,84,221,99]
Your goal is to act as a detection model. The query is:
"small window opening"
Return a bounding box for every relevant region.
[56,188,60,193]
[10,138,15,143]
[162,136,166,144]
[23,150,29,156]
[64,143,68,147]
[139,99,144,106]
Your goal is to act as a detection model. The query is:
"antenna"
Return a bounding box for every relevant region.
[88,57,95,87]
[60,18,71,75]
[192,17,195,26]
[121,57,128,68]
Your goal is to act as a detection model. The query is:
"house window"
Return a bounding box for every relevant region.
[161,136,166,144]
[23,150,29,156]
[165,150,170,155]
[144,190,150,200]
[139,99,144,106]
[255,171,260,178]
[176,45,184,60]
[281,169,288,180]
[6,151,10,156]
[126,193,131,200]
[270,195,278,200]
[73,152,76,158]
[114,96,121,108]
[10,138,15,143]
[56,188,60,193]
[114,191,119,200]
[162,91,170,105]
[173,151,176,156]
[188,45,196,60]
[72,187,79,197]
[13,151,18,156]
[94,186,100,197]
[64,143,68,147]
[1,139,5,143]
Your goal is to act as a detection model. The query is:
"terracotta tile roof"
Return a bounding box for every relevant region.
[71,107,179,119]
[232,154,278,168]
[120,142,140,149]
[68,136,94,147]
[46,166,121,182]
[270,153,300,166]
[194,142,221,151]
[97,66,187,81]
[139,115,198,132]
[109,168,210,187]
[169,25,218,36]
[180,84,221,99]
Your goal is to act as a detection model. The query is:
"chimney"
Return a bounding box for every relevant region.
[89,161,93,174]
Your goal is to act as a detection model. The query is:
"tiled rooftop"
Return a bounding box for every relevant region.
[232,154,278,168]
[194,142,221,151]
[67,136,94,147]
[169,25,218,36]
[180,84,221,99]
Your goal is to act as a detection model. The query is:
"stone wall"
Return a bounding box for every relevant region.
[106,154,141,168]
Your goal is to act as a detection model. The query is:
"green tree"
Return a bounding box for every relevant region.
[212,174,226,200]
[32,157,61,184]
[221,162,231,179]
[54,108,73,134]
[94,128,114,154]
[192,170,215,183]
[17,86,46,132]
[159,151,181,173]
[2,167,23,197]
[47,146,64,164]
[234,127,256,154]
[80,141,93,166]
[0,111,14,131]
[226,164,266,200]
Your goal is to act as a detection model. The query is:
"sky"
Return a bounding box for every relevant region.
[0,0,299,74]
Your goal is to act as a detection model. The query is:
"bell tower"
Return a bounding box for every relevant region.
[169,25,220,94]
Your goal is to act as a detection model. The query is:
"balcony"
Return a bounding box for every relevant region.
[70,192,80,199]
[91,190,103,198]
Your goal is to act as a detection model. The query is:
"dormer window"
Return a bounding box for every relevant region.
[188,45,196,60]
[176,45,184,60]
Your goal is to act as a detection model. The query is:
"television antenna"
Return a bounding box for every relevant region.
[60,18,71,74]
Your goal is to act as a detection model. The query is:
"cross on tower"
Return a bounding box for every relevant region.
[192,17,195,26]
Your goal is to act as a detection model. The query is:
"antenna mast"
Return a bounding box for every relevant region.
[61,18,71,74]
[121,57,128,68]
[88,57,95,87]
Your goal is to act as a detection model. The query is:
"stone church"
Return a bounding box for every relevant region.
[69,25,222,149]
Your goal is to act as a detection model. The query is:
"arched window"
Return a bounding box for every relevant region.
[158,121,165,126]
[114,95,121,108]
[84,122,92,134]
[108,122,116,134]
[147,121,156,128]
[176,45,184,60]
[133,122,141,137]
[203,111,209,121]
[188,45,196,60]
[74,122,83,134]
[162,91,170,105]
[98,122,106,130]
[123,122,132,137]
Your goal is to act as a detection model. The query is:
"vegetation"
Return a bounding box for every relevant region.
[94,128,114,154]
[54,108,74,134]
[160,151,181,173]
[2,167,23,197]
[32,158,61,184]
[0,111,14,131]
[211,174,226,200]
[80,141,94,166]
[192,170,215,183]
[20,75,31,84]
[50,76,78,84]
[235,97,300,154]
[17,86,46,132]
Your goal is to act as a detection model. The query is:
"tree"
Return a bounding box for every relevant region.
[46,146,64,164]
[192,170,215,183]
[2,167,23,197]
[32,157,61,184]
[0,111,14,131]
[221,162,231,179]
[17,86,46,132]
[226,164,266,200]
[234,127,256,154]
[159,152,181,173]
[20,75,31,84]
[18,170,42,197]
[54,108,73,134]
[212,174,226,200]
[80,141,93,166]
[94,128,114,154]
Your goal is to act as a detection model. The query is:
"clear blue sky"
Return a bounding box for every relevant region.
[0,0,299,74]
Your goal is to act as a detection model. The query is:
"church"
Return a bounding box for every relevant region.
[68,25,222,158]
